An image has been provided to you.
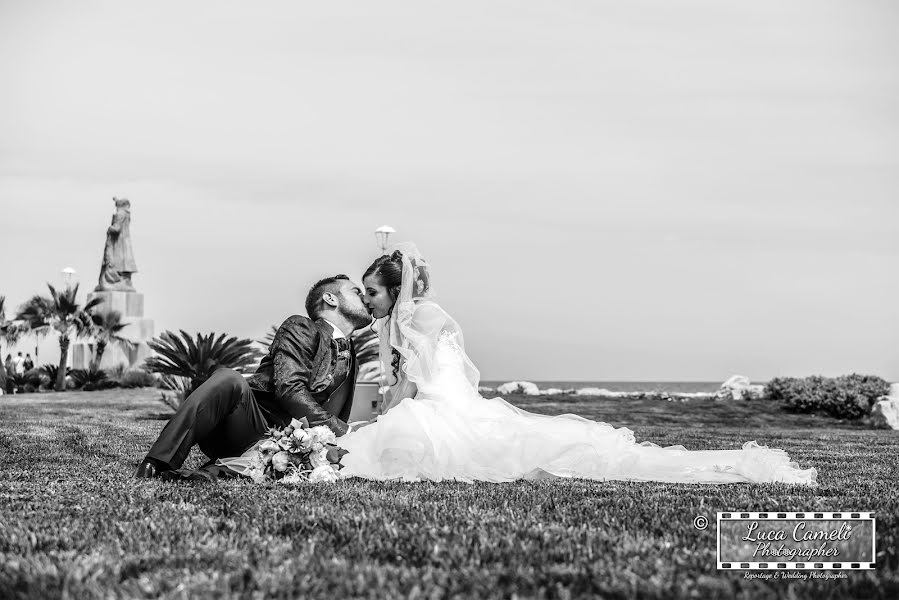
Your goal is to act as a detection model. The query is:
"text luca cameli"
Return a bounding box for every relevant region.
[717,512,876,570]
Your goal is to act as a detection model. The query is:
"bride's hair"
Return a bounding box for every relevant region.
[363,249,431,384]
[363,250,430,300]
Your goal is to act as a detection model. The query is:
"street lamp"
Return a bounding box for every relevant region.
[61,267,76,288]
[374,225,396,255]
[371,225,396,413]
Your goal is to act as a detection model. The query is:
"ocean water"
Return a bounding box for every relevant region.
[479,381,727,393]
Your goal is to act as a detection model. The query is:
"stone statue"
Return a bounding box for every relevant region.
[95,197,138,292]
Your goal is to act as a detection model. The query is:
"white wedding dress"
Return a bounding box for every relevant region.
[340,322,816,484]
[337,246,817,485]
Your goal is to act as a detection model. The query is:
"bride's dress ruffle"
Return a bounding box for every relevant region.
[339,335,817,485]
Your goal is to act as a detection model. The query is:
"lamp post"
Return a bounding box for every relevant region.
[374,225,396,255]
[59,267,78,367]
[371,225,396,413]
[61,267,76,289]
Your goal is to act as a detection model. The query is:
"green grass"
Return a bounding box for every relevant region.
[0,389,896,599]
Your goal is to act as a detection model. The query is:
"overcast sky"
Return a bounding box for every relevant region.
[1,0,896,381]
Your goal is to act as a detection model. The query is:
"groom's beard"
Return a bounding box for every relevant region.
[340,304,374,330]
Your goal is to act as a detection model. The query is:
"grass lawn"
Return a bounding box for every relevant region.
[0,388,896,599]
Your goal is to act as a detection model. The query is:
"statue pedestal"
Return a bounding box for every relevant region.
[72,291,155,371]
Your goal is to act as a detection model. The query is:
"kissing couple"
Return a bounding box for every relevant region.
[136,243,817,485]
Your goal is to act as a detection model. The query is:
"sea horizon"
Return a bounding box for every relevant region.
[479,380,731,393]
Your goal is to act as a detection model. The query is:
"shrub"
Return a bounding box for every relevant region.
[7,372,35,394]
[765,374,890,420]
[146,330,264,396]
[70,367,120,391]
[71,367,109,391]
[22,368,44,387]
[159,374,191,410]
[24,368,54,391]
[119,369,158,389]
[40,363,71,384]
[105,364,126,381]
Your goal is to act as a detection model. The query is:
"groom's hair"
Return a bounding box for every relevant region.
[305,275,350,319]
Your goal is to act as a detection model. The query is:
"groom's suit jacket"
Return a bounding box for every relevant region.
[247,316,356,436]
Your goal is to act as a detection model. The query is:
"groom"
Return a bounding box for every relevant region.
[134,275,373,478]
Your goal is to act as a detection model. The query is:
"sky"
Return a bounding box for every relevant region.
[1,0,897,382]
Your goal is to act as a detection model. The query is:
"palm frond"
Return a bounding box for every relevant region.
[145,330,264,394]
[259,325,278,349]
[89,308,135,350]
[351,326,381,365]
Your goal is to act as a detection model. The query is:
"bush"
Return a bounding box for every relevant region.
[119,369,158,389]
[22,368,44,387]
[40,363,71,384]
[71,367,109,391]
[765,374,890,420]
[105,364,126,381]
[159,374,191,410]
[146,330,264,396]
[5,370,47,394]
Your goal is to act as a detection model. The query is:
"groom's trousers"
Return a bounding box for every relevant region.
[146,368,270,469]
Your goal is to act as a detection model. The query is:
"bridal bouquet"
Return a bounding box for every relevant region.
[245,417,348,484]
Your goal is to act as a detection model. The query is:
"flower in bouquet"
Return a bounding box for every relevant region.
[310,448,330,468]
[291,427,310,447]
[258,440,280,454]
[308,464,341,483]
[308,425,336,446]
[288,417,308,430]
[245,453,268,483]
[271,451,291,472]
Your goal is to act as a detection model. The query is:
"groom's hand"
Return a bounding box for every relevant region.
[331,418,350,437]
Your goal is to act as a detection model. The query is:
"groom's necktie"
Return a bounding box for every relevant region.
[335,337,350,354]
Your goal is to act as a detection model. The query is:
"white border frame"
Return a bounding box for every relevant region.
[716,512,876,570]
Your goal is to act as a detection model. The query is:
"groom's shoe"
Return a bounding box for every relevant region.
[134,458,165,479]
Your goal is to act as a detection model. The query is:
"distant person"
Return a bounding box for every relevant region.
[23,353,34,372]
[0,356,7,395]
[13,352,24,376]
[3,354,13,393]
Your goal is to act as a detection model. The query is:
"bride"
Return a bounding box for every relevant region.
[336,243,817,485]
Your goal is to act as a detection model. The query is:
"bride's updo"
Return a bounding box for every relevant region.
[363,249,430,302]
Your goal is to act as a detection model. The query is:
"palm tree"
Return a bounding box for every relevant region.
[0,295,24,360]
[145,330,265,396]
[16,284,103,391]
[87,308,135,369]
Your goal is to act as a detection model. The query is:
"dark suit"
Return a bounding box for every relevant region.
[146,316,356,470]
